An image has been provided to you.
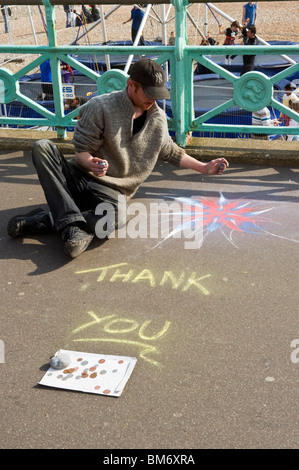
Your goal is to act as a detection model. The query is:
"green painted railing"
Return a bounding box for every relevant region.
[0,0,299,146]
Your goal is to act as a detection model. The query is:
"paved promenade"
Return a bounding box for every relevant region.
[0,147,298,450]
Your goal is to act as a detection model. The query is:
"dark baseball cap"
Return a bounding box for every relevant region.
[129,58,170,100]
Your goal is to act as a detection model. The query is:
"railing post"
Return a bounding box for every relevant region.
[42,0,67,139]
[172,0,189,147]
[42,0,56,47]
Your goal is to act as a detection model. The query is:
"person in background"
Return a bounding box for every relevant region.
[61,62,74,84]
[69,9,83,27]
[218,20,241,66]
[286,96,299,141]
[1,5,11,33]
[90,5,100,22]
[200,31,217,46]
[123,5,145,46]
[40,59,53,101]
[63,4,73,28]
[279,83,297,127]
[240,24,258,75]
[251,107,281,140]
[81,5,93,23]
[64,95,89,116]
[7,59,228,259]
[168,31,175,46]
[242,2,257,26]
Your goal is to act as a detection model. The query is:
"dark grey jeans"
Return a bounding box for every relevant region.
[32,139,126,235]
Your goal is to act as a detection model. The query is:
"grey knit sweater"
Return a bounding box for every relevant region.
[72,88,185,199]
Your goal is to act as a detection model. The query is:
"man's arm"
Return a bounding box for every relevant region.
[179,153,228,175]
[123,10,133,24]
[242,6,246,25]
[240,26,247,44]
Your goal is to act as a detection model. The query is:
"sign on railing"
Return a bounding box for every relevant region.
[62,85,75,99]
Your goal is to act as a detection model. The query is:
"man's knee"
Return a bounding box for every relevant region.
[32,138,53,154]
[32,139,58,165]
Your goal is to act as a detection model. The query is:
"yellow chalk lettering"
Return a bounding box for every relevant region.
[132,269,156,287]
[159,271,185,290]
[98,264,130,282]
[182,273,211,295]
[72,312,116,334]
[109,268,134,283]
[76,262,128,274]
[103,318,139,334]
[139,319,171,341]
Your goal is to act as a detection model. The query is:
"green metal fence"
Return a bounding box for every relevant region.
[0,0,299,146]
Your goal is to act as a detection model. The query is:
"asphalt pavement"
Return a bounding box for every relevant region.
[0,149,298,451]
